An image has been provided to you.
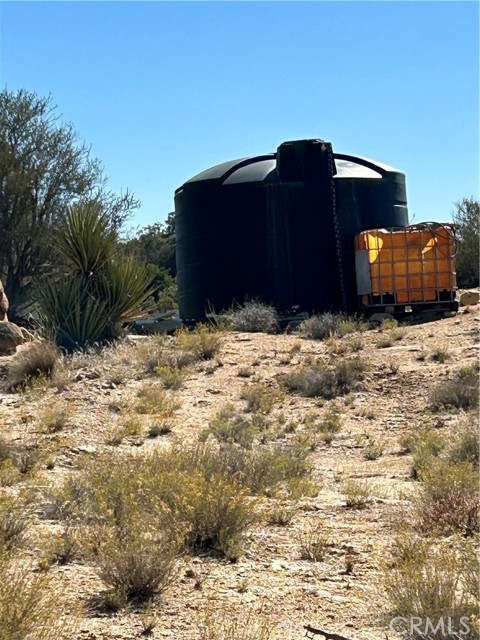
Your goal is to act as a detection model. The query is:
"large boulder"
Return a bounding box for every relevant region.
[459,290,480,307]
[0,322,27,355]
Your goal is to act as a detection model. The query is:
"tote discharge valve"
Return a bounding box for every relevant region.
[175,139,457,321]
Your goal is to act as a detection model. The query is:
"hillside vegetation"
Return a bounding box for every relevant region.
[0,306,478,640]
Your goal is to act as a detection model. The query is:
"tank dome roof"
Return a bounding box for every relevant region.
[177,150,402,191]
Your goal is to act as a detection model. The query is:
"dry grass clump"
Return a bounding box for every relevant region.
[281,358,365,399]
[37,400,72,433]
[240,383,276,414]
[342,479,373,509]
[176,325,223,360]
[133,383,181,417]
[0,558,71,640]
[95,517,179,602]
[200,405,264,450]
[429,364,479,411]
[299,312,363,341]
[299,520,331,562]
[448,413,479,467]
[197,604,280,640]
[228,301,278,334]
[384,536,478,639]
[5,340,59,390]
[0,495,30,554]
[267,502,296,527]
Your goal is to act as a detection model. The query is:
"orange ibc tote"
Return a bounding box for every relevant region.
[354,223,457,309]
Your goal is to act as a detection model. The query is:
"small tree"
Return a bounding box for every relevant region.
[452,197,479,288]
[0,88,138,317]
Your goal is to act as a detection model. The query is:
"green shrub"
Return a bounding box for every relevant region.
[54,446,259,561]
[453,196,479,287]
[228,301,278,333]
[300,312,362,340]
[282,358,364,399]
[429,364,479,411]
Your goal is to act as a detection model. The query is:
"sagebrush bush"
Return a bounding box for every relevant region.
[282,358,364,399]
[429,364,479,411]
[417,459,478,535]
[53,445,261,561]
[96,518,178,601]
[300,312,362,341]
[6,341,59,390]
[228,301,278,333]
[384,537,478,639]
[200,405,262,450]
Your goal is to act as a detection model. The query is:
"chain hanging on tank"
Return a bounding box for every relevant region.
[325,143,347,312]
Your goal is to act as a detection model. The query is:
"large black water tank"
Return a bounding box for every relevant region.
[175,139,408,320]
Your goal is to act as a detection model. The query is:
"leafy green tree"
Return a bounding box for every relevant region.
[125,212,176,276]
[452,197,479,288]
[0,88,138,317]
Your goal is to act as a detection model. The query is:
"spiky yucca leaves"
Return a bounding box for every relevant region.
[40,276,108,349]
[39,202,154,348]
[57,201,117,276]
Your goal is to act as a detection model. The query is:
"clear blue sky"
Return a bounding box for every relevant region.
[0,1,478,231]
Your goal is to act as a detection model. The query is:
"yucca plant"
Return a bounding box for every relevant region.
[39,202,154,348]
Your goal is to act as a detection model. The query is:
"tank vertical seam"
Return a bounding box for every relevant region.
[328,150,347,312]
